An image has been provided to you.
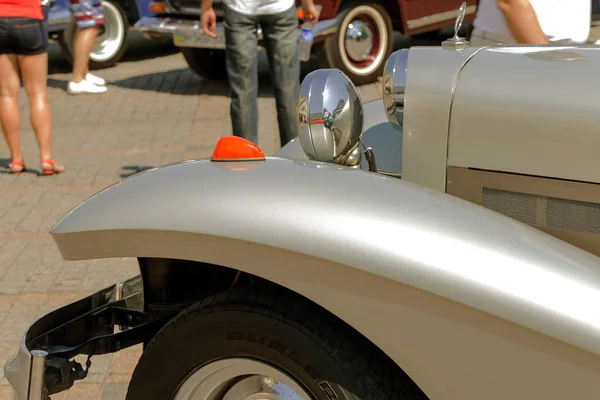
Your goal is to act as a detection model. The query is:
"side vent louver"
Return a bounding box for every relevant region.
[481,188,600,235]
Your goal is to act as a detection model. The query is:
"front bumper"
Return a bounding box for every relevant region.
[134,15,337,49]
[3,275,167,400]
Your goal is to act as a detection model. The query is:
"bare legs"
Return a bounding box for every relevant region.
[0,52,64,173]
[19,53,53,161]
[72,25,99,83]
[0,53,24,166]
[68,25,106,94]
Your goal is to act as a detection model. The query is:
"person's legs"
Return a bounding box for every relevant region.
[19,53,63,169]
[223,6,260,144]
[13,18,64,174]
[260,6,300,147]
[0,52,23,172]
[72,25,99,82]
[68,0,106,94]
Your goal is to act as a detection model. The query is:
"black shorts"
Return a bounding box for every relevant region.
[0,17,48,56]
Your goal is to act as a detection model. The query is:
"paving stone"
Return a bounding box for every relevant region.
[16,291,48,306]
[53,262,92,292]
[0,386,15,400]
[0,241,27,280]
[106,345,142,384]
[0,294,17,323]
[63,383,103,400]
[47,291,91,306]
[101,383,128,400]
[0,304,39,341]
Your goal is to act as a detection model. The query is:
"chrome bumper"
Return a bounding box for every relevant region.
[134,16,337,49]
[3,275,145,400]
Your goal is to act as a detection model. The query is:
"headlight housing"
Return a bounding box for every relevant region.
[296,69,364,166]
[382,49,409,130]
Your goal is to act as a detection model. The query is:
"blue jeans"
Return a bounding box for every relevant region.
[223,5,300,146]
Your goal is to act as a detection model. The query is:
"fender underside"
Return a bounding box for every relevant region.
[50,156,600,400]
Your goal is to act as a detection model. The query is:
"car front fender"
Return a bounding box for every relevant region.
[50,156,600,399]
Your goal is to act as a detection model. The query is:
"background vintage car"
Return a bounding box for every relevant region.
[133,0,477,84]
[45,0,156,69]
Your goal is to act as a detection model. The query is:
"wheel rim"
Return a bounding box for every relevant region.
[174,358,312,400]
[338,5,388,76]
[90,1,125,62]
[344,19,374,63]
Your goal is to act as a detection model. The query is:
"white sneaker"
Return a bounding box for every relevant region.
[67,80,107,95]
[85,72,106,86]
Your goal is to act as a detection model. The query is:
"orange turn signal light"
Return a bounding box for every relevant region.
[296,8,304,19]
[149,2,166,13]
[211,136,265,162]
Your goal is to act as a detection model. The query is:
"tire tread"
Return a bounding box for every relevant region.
[134,283,427,400]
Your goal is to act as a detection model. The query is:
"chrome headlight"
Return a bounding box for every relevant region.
[382,49,409,130]
[297,69,364,166]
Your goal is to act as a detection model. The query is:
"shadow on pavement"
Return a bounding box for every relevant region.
[93,52,320,96]
[48,31,180,75]
[120,165,156,178]
[105,67,284,97]
[46,78,69,92]
[0,158,42,175]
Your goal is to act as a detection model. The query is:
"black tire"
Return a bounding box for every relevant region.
[181,48,227,80]
[316,2,393,86]
[59,0,129,70]
[126,284,427,400]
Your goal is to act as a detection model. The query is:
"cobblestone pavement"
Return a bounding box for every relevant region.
[0,33,383,400]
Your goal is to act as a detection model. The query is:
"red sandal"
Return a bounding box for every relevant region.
[40,159,65,176]
[8,160,25,174]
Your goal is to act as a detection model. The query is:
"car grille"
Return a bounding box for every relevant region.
[481,187,600,236]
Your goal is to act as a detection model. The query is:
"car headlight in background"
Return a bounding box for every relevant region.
[382,49,409,131]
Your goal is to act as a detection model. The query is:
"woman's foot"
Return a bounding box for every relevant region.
[67,79,107,95]
[40,159,65,175]
[8,160,25,174]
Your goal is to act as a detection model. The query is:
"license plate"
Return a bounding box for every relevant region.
[173,28,225,49]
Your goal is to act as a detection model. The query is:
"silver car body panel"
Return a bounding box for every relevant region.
[447,45,600,184]
[48,156,600,399]
[400,46,484,191]
[275,99,402,174]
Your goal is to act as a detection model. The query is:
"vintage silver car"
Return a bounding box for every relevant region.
[5,7,600,400]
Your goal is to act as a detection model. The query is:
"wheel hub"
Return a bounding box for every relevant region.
[90,1,124,62]
[344,19,374,62]
[174,358,311,400]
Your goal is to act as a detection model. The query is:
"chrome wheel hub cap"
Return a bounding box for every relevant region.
[174,358,311,400]
[344,19,374,62]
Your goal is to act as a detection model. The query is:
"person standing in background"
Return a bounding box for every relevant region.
[471,0,591,45]
[66,0,108,94]
[200,0,321,147]
[0,0,65,174]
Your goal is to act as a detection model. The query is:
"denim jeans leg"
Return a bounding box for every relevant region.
[224,6,260,144]
[260,6,300,146]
